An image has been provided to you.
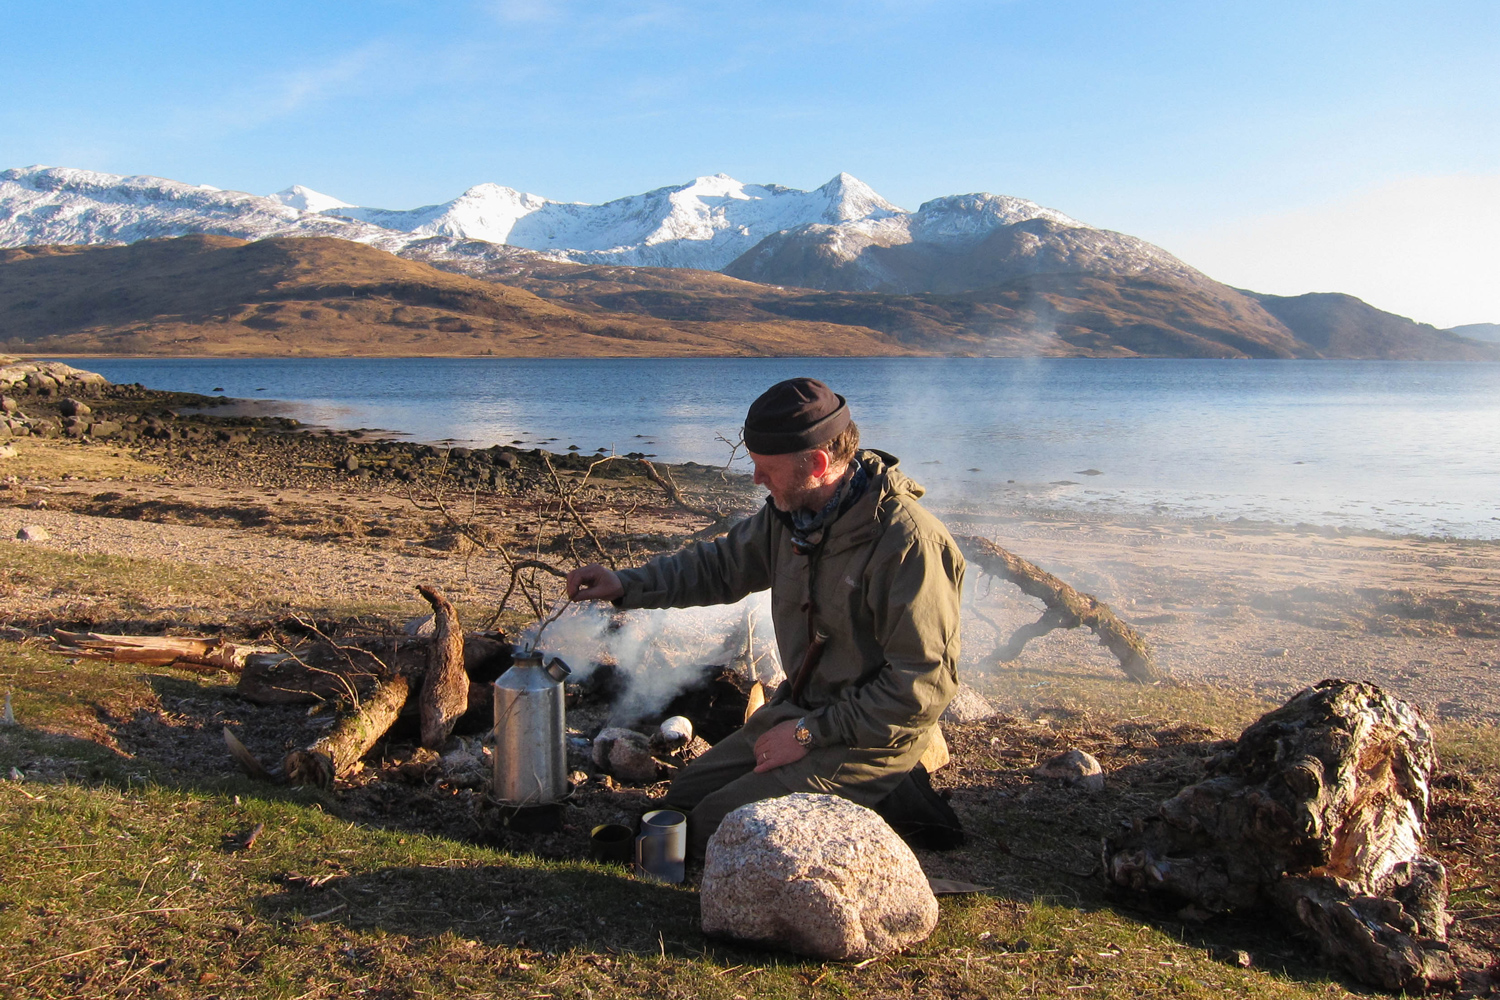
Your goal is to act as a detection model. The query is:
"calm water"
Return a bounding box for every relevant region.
[62,357,1500,539]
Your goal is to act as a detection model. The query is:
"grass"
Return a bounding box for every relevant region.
[1,542,422,636]
[0,522,1496,998]
[4,543,262,610]
[968,656,1281,737]
[0,777,1362,1000]
[6,634,1487,1000]
[0,437,162,480]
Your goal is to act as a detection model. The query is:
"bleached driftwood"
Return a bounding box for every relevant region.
[52,631,272,672]
[955,535,1164,684]
[1103,679,1453,992]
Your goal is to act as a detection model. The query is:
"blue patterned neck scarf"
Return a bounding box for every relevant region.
[788,460,869,555]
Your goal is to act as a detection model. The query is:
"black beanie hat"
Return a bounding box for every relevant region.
[743,377,851,455]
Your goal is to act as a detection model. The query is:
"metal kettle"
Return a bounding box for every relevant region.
[492,651,572,805]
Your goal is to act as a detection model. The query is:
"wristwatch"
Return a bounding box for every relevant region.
[793,717,814,748]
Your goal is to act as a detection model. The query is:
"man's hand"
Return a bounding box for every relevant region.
[567,563,624,602]
[752,720,809,773]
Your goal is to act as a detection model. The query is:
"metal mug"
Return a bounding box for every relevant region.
[635,809,687,884]
[589,823,635,864]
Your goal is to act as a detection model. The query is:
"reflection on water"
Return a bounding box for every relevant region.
[64,357,1500,539]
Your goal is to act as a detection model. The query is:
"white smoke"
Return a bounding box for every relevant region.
[522,592,784,725]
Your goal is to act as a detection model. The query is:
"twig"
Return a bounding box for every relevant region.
[79,906,192,925]
[7,944,119,977]
[525,595,573,654]
[713,430,746,480]
[542,453,614,567]
[637,458,733,537]
[305,902,348,921]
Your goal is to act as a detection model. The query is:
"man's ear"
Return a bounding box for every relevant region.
[808,448,832,479]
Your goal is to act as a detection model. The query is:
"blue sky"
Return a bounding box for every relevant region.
[2,0,1496,325]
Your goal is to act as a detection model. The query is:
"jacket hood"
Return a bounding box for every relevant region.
[860,449,925,501]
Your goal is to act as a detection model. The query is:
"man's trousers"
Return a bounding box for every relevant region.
[660,700,931,858]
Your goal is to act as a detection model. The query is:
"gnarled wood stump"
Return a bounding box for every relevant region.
[417,584,468,749]
[1104,679,1453,991]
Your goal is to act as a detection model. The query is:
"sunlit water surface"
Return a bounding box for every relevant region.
[65,357,1500,539]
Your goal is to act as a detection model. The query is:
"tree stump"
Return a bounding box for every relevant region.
[1103,679,1454,991]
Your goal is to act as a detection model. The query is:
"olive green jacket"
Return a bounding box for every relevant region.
[615,450,964,754]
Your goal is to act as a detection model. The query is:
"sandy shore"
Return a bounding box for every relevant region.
[943,509,1500,724]
[4,426,1497,725]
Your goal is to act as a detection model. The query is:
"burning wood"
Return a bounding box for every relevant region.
[955,535,1164,684]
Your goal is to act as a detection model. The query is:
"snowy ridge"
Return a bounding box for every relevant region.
[722,194,1207,292]
[326,171,904,270]
[269,184,353,214]
[0,164,1207,292]
[0,167,387,247]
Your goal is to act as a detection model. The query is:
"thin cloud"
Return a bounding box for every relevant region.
[162,42,391,141]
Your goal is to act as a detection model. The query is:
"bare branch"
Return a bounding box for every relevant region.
[541,453,614,566]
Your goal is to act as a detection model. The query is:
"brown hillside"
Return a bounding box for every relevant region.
[1246,290,1500,361]
[0,236,912,357]
[9,235,1486,360]
[469,260,1313,358]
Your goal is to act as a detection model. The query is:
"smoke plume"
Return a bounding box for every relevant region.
[522,592,784,726]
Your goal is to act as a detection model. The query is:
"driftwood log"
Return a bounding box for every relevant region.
[52,631,273,672]
[1103,679,1453,992]
[282,672,411,787]
[955,535,1163,684]
[217,587,510,787]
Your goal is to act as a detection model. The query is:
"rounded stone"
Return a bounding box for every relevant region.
[701,793,939,960]
[1032,748,1105,791]
[941,682,998,724]
[591,727,659,784]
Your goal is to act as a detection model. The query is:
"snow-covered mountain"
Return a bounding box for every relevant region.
[0,164,1207,293]
[325,172,903,270]
[268,184,353,215]
[0,167,387,246]
[723,193,1207,293]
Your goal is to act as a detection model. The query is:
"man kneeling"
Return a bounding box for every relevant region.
[567,377,964,857]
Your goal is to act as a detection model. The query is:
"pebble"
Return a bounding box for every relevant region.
[16,525,50,542]
[1032,748,1105,791]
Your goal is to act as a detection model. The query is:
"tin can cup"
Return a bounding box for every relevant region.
[635,809,687,884]
[589,823,635,864]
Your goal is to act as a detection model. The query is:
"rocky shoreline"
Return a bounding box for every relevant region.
[0,354,737,496]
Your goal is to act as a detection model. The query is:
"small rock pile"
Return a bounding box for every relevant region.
[0,359,109,440]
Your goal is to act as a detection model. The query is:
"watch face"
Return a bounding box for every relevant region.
[794,722,813,746]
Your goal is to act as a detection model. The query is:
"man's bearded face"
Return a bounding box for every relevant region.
[748,450,823,512]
